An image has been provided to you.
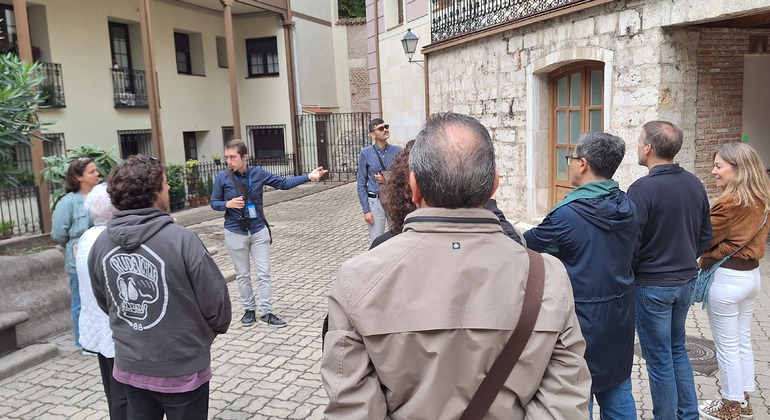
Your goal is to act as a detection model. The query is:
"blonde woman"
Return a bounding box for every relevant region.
[698,142,770,420]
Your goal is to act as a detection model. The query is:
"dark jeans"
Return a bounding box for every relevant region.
[124,381,209,420]
[97,354,128,420]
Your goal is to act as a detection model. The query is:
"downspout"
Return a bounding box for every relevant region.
[284,0,302,174]
[12,0,51,232]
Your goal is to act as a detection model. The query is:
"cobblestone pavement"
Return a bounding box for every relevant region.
[1,181,770,419]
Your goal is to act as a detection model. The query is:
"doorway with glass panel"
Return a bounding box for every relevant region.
[550,62,604,206]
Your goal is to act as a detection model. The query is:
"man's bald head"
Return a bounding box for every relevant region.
[409,112,496,208]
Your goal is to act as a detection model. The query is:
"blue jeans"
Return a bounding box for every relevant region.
[69,272,81,348]
[589,377,636,420]
[635,279,698,420]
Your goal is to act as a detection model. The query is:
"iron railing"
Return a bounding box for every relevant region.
[431,0,586,43]
[176,156,297,211]
[111,68,149,108]
[38,62,66,108]
[296,112,371,182]
[0,186,44,237]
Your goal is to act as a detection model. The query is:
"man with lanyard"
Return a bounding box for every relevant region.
[211,139,327,327]
[357,118,403,242]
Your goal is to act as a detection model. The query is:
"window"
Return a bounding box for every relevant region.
[216,36,228,68]
[0,5,17,54]
[246,125,285,159]
[222,126,234,146]
[174,32,191,74]
[246,37,279,77]
[183,132,198,161]
[549,62,604,205]
[13,133,66,177]
[118,129,152,159]
[109,22,133,71]
[385,0,404,28]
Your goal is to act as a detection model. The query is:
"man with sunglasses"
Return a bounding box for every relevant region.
[357,118,403,242]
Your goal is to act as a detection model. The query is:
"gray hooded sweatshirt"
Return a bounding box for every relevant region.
[89,207,231,377]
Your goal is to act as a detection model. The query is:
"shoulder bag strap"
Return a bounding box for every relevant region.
[372,145,387,173]
[226,169,272,244]
[460,249,545,420]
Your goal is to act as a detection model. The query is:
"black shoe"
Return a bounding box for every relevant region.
[241,310,256,326]
[260,313,286,328]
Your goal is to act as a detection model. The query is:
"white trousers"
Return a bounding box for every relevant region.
[706,266,761,401]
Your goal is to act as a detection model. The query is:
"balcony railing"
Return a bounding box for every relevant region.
[111,68,149,108]
[431,0,587,43]
[38,62,65,108]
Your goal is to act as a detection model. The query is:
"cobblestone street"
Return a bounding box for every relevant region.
[0,182,770,419]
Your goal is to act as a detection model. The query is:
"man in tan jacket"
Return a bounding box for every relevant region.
[321,112,591,419]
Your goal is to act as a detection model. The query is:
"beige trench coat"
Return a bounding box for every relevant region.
[322,207,591,419]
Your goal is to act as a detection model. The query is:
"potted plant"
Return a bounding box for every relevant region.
[185,159,201,206]
[0,219,14,239]
[198,173,213,205]
[210,153,222,165]
[167,163,186,211]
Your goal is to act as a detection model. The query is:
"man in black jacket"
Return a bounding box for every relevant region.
[90,155,231,420]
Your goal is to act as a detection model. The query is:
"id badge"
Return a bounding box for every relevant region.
[247,204,258,219]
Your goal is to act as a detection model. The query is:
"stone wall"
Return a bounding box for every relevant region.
[339,18,371,113]
[425,0,767,221]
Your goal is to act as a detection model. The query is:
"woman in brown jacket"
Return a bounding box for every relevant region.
[698,142,770,420]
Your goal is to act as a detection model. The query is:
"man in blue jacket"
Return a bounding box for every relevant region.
[211,139,327,328]
[524,132,637,419]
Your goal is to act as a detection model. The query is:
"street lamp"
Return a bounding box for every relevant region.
[401,28,424,67]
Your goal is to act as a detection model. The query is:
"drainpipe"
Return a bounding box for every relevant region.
[12,0,51,232]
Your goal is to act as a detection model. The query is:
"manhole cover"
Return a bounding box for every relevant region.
[634,335,718,376]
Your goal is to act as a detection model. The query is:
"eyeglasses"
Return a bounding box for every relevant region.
[565,155,582,165]
[374,124,390,132]
[77,157,92,163]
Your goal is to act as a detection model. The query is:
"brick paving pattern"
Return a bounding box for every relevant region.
[0,181,769,419]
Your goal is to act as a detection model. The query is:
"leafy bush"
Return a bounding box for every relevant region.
[338,0,365,18]
[167,163,186,205]
[0,52,53,188]
[41,144,120,209]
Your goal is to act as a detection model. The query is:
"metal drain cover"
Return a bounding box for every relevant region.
[634,336,719,376]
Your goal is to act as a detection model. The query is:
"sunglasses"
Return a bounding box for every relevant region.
[77,157,92,163]
[374,124,390,132]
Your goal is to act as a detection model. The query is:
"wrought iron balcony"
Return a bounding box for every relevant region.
[38,62,65,108]
[111,68,149,108]
[431,0,588,43]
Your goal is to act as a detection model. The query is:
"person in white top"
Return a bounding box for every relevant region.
[75,183,127,420]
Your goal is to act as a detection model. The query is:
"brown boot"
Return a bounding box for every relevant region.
[698,399,741,420]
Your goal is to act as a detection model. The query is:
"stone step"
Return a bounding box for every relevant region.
[0,311,29,357]
[0,343,58,381]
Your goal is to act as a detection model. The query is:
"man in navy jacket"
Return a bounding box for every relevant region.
[628,121,711,420]
[524,132,637,419]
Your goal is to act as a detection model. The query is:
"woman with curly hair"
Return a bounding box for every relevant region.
[371,140,416,248]
[51,157,100,351]
[698,142,770,420]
